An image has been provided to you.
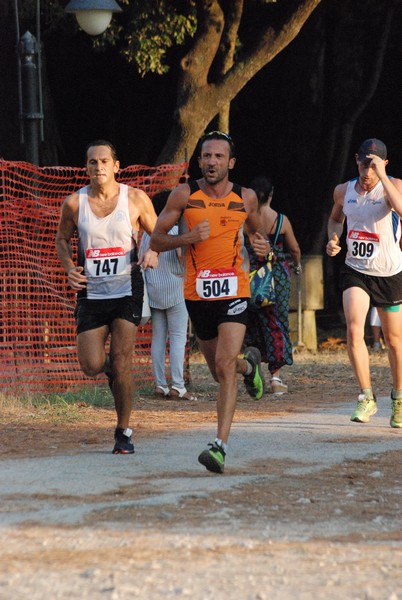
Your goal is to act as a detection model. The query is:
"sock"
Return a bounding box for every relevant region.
[245,361,252,375]
[215,438,227,454]
[392,389,402,399]
[362,388,374,400]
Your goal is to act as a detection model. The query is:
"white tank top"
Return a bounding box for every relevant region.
[77,184,136,299]
[343,178,402,276]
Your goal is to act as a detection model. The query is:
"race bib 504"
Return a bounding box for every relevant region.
[196,268,238,299]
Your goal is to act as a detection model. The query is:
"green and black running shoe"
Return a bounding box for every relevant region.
[198,442,226,474]
[243,346,265,400]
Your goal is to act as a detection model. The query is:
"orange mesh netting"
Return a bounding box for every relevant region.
[0,159,190,395]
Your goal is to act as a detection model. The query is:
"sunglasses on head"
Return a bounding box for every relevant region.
[203,130,233,141]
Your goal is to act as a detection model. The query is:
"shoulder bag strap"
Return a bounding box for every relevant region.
[273,213,283,246]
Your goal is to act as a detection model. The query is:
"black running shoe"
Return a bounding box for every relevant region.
[198,442,226,473]
[243,346,265,400]
[112,427,134,454]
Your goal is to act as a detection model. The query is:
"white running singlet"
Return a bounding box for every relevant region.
[77,184,136,299]
[343,178,402,276]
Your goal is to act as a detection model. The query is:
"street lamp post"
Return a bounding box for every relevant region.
[15,0,122,165]
[18,31,43,166]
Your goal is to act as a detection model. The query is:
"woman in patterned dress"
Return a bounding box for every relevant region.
[245,177,301,395]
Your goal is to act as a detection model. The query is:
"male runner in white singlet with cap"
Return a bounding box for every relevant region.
[327,138,402,428]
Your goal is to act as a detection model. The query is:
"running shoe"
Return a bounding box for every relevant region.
[198,442,226,473]
[112,427,134,454]
[243,347,265,400]
[350,394,377,423]
[390,395,402,428]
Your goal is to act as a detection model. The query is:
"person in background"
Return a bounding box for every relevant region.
[140,190,196,400]
[326,138,402,428]
[244,176,301,395]
[150,131,265,474]
[56,140,159,454]
[369,306,384,352]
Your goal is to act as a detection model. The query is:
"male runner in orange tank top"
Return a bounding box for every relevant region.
[151,131,267,473]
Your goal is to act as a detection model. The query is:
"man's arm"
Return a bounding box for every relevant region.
[129,188,159,269]
[326,183,346,257]
[55,194,87,290]
[367,154,402,217]
[134,188,158,235]
[243,187,263,238]
[150,185,210,252]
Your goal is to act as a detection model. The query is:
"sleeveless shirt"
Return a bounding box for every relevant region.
[343,178,402,276]
[77,183,138,300]
[180,181,250,301]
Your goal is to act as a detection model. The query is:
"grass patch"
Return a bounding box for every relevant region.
[0,385,114,412]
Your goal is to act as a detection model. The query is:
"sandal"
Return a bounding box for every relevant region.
[155,385,170,398]
[170,386,198,401]
[270,377,288,395]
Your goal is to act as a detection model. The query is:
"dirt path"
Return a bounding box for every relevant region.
[1,350,401,599]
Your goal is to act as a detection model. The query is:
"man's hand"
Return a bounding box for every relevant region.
[67,266,87,290]
[326,232,341,256]
[188,219,210,244]
[251,232,270,257]
[366,154,388,179]
[140,249,159,269]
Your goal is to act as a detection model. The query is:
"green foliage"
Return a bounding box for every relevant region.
[95,0,197,76]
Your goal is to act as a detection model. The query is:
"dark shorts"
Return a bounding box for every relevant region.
[75,296,143,335]
[185,297,249,341]
[340,264,402,307]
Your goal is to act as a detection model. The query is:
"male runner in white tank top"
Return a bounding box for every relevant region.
[56,140,159,454]
[327,138,402,428]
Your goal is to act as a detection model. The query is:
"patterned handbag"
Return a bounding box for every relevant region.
[249,252,276,308]
[248,213,283,310]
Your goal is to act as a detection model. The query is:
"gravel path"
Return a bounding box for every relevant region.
[1,390,402,600]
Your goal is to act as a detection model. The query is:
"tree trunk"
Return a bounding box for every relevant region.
[155,0,321,165]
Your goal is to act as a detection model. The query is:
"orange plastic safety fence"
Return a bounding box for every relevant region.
[0,159,189,395]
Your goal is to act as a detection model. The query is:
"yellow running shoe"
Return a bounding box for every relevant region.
[351,394,377,423]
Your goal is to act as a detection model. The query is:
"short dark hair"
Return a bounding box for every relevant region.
[250,176,274,206]
[198,131,235,159]
[85,140,118,162]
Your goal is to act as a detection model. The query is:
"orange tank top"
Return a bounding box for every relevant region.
[181,181,250,301]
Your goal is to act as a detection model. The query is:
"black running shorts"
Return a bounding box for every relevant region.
[340,264,402,307]
[185,297,249,341]
[75,296,143,334]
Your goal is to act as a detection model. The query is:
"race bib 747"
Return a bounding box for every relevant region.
[85,247,126,277]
